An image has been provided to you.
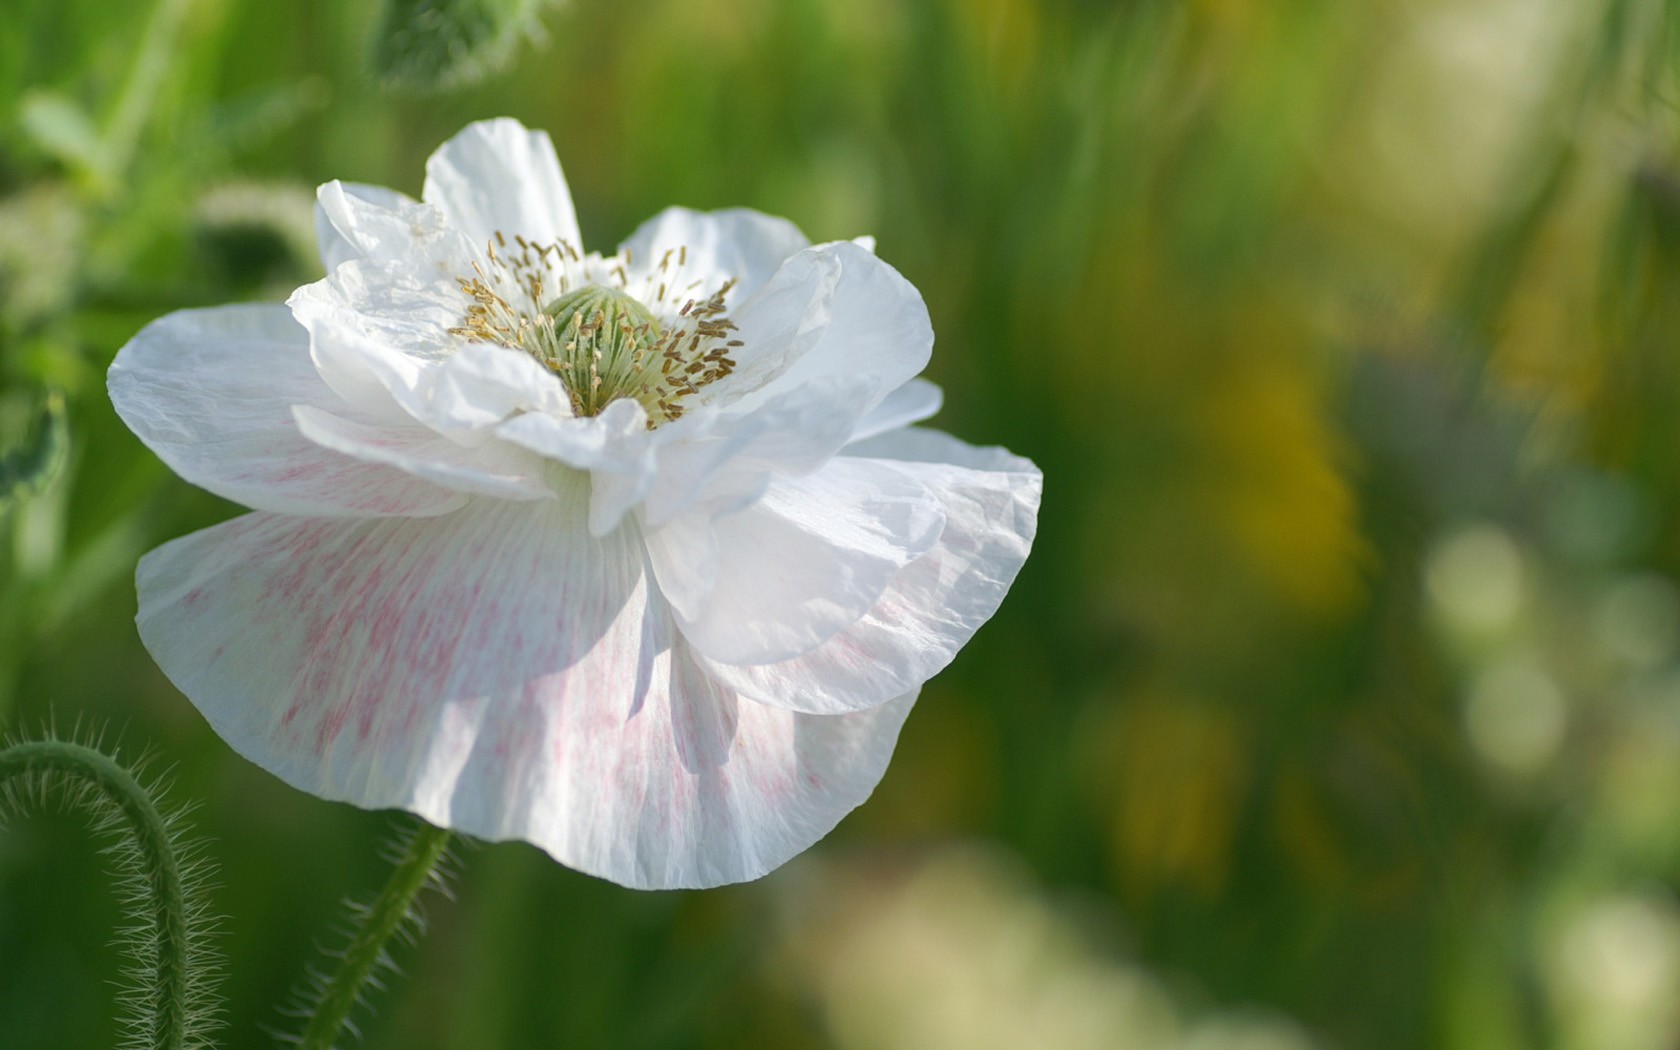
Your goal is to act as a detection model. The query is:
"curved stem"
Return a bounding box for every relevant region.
[0,739,194,1050]
[296,820,453,1050]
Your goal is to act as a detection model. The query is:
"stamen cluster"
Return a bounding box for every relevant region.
[450,233,744,425]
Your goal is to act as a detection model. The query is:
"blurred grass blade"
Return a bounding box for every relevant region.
[101,0,199,186]
[371,0,548,93]
[0,387,68,512]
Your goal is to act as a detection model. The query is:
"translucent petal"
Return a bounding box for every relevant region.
[847,378,943,444]
[645,457,946,665]
[136,494,914,889]
[695,429,1041,713]
[619,206,810,302]
[423,118,582,251]
[108,304,464,517]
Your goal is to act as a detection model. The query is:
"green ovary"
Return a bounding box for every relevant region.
[538,286,664,418]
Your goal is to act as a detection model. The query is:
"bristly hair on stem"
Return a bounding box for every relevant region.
[0,722,225,1050]
[277,818,459,1050]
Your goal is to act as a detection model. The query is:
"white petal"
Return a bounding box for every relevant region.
[494,399,653,535]
[423,118,582,250]
[293,190,574,435]
[494,397,648,473]
[136,494,915,889]
[290,243,468,357]
[287,266,469,424]
[640,375,877,527]
[619,207,810,301]
[764,241,932,405]
[637,669,916,889]
[847,378,943,444]
[293,404,553,501]
[696,428,1041,714]
[700,246,840,404]
[314,180,424,273]
[109,304,465,517]
[716,241,932,421]
[846,424,1039,474]
[397,340,574,430]
[295,302,573,436]
[645,457,945,666]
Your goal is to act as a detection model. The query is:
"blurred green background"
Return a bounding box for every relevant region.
[5,0,1680,1047]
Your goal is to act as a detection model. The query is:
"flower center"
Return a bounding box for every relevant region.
[451,235,743,427]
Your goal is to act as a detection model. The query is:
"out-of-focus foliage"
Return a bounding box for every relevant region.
[3,0,1680,1047]
[370,0,552,93]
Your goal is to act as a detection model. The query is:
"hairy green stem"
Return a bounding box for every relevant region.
[0,739,194,1049]
[296,820,453,1050]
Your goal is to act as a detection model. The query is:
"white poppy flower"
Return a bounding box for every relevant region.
[109,118,1041,889]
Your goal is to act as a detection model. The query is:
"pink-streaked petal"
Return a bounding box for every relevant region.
[314,180,425,273]
[108,304,465,517]
[847,378,943,444]
[423,118,582,251]
[634,668,917,888]
[645,458,946,666]
[292,404,553,501]
[136,495,915,889]
[695,432,1042,714]
[619,207,810,302]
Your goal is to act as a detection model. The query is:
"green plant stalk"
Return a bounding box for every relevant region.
[102,0,197,184]
[0,739,193,1049]
[296,821,454,1050]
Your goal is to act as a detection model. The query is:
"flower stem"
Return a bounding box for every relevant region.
[0,738,201,1050]
[295,820,453,1050]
